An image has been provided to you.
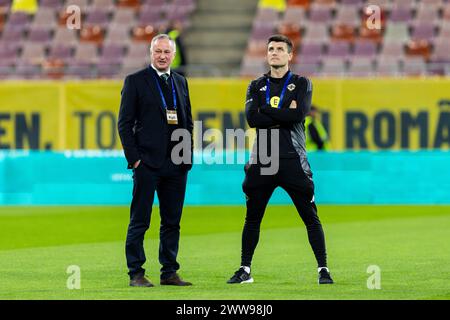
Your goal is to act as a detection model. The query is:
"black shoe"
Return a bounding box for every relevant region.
[129,274,154,287]
[318,268,334,284]
[160,273,192,286]
[227,267,254,284]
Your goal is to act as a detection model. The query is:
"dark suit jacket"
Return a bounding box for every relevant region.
[118,67,193,170]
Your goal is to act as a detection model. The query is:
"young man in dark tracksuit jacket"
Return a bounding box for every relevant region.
[227,35,333,285]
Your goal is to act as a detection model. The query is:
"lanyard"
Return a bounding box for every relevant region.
[153,72,177,110]
[266,71,292,109]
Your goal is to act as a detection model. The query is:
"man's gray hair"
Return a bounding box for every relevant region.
[150,34,177,53]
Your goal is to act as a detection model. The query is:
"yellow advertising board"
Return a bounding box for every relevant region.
[0,78,448,151]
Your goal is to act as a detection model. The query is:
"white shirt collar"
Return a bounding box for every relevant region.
[151,64,171,77]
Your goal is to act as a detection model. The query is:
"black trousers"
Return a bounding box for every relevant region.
[241,157,327,268]
[125,158,187,280]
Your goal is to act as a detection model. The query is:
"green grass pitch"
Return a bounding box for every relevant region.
[0,205,449,300]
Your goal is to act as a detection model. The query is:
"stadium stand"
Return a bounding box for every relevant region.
[242,0,450,77]
[0,0,197,79]
[0,0,449,78]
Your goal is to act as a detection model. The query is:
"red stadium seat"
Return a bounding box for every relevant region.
[42,58,65,79]
[117,0,141,10]
[131,25,157,43]
[0,12,4,33]
[79,25,104,46]
[246,40,267,58]
[358,26,383,44]
[331,24,355,42]
[405,39,432,61]
[277,23,302,49]
[287,0,310,9]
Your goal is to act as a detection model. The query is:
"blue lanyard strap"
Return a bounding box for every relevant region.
[265,71,292,109]
[153,72,177,110]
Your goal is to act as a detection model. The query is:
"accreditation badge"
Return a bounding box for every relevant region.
[270,96,280,108]
[166,109,178,125]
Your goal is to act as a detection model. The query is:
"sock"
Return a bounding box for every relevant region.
[241,266,251,274]
[318,267,329,273]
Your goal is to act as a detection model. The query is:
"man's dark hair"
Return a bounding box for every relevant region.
[267,34,293,53]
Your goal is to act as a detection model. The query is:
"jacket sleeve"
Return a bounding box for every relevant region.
[260,77,313,124]
[118,75,140,169]
[245,81,279,128]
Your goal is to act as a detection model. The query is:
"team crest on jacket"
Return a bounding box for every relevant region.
[259,86,267,91]
[287,83,296,91]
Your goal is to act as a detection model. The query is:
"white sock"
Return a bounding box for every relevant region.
[318,267,329,273]
[241,266,251,274]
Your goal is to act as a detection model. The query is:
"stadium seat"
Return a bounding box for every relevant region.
[15,61,42,79]
[334,5,360,28]
[104,24,132,46]
[240,59,267,77]
[31,7,58,29]
[348,57,374,77]
[254,7,280,23]
[100,44,125,64]
[308,5,332,24]
[138,4,167,28]
[384,23,410,43]
[131,25,157,42]
[20,42,46,65]
[53,27,79,47]
[376,56,401,76]
[112,7,137,29]
[42,58,65,79]
[302,22,329,43]
[281,6,306,28]
[380,40,405,58]
[292,62,319,77]
[403,56,427,76]
[277,23,302,48]
[326,41,351,59]
[28,27,53,45]
[0,42,18,66]
[48,44,73,62]
[117,0,141,10]
[80,25,104,46]
[389,7,413,23]
[421,0,444,7]
[0,0,10,14]
[7,11,30,26]
[1,25,26,46]
[0,11,4,32]
[314,0,336,7]
[353,39,378,58]
[405,39,432,61]
[331,24,355,42]
[358,26,383,44]
[411,23,436,42]
[90,0,116,12]
[287,0,310,8]
[40,0,63,10]
[250,23,276,41]
[64,0,89,11]
[84,9,110,29]
[341,0,365,6]
[74,43,99,64]
[297,42,324,64]
[415,5,440,25]
[321,58,347,76]
[65,61,94,79]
